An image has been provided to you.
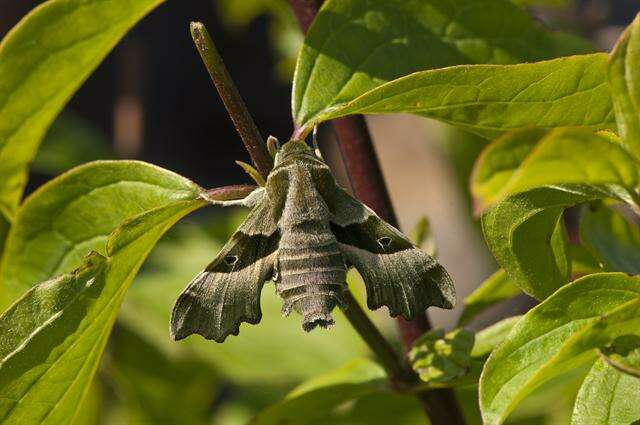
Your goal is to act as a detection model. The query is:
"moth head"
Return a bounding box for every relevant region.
[273,140,318,166]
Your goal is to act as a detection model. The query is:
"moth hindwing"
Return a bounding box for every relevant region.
[171,140,456,342]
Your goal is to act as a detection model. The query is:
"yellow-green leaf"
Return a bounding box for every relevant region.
[0,0,165,221]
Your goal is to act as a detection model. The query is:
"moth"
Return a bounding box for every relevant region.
[171,140,456,342]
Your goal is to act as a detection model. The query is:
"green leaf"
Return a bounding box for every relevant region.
[571,358,640,425]
[482,185,636,300]
[0,161,201,308]
[569,243,604,276]
[107,324,219,425]
[250,358,393,425]
[472,128,638,212]
[482,188,573,300]
[293,0,594,132]
[479,273,640,425]
[300,54,613,138]
[0,195,203,424]
[0,0,165,221]
[599,335,640,379]
[458,269,521,326]
[608,14,640,160]
[471,128,545,213]
[471,316,521,359]
[580,203,640,274]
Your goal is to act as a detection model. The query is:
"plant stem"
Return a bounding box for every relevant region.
[288,3,466,424]
[342,290,412,384]
[190,22,272,179]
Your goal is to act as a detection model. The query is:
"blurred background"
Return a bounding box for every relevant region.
[1,0,639,424]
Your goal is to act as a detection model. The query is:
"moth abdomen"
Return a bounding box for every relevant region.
[276,226,347,331]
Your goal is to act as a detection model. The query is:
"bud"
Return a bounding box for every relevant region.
[409,328,474,384]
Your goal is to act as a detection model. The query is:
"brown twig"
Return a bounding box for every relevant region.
[288,3,466,424]
[190,22,272,179]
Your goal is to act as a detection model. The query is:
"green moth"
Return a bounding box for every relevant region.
[171,140,456,342]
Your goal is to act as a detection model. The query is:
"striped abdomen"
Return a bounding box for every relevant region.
[275,220,347,331]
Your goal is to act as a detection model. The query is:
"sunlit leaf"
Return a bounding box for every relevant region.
[608,14,640,160]
[599,335,640,379]
[409,328,475,385]
[471,128,638,213]
[293,0,593,132]
[107,324,219,425]
[479,273,640,425]
[0,161,200,308]
[0,197,203,424]
[471,316,521,359]
[0,0,166,221]
[250,358,402,425]
[482,185,637,300]
[458,269,521,326]
[307,55,613,138]
[571,358,640,424]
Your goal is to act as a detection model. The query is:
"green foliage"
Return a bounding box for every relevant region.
[0,161,201,308]
[479,273,640,425]
[599,335,640,378]
[471,128,638,212]
[473,127,640,299]
[0,0,165,222]
[251,358,426,425]
[107,325,219,424]
[609,15,640,160]
[580,203,640,274]
[0,198,203,424]
[293,0,591,133]
[571,358,640,425]
[409,329,475,385]
[2,0,640,423]
[307,55,613,139]
[458,269,521,326]
[470,316,521,359]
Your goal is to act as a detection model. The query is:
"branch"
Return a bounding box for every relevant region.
[190,22,273,179]
[341,291,413,385]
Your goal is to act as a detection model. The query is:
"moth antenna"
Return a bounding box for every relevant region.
[267,135,280,158]
[312,125,323,159]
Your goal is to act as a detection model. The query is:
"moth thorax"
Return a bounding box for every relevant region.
[276,223,347,331]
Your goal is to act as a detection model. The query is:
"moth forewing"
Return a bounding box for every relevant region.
[170,193,279,342]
